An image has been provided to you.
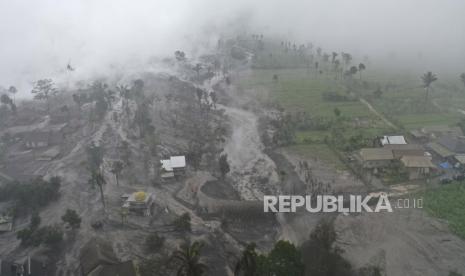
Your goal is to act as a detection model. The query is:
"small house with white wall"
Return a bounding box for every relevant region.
[160,156,186,179]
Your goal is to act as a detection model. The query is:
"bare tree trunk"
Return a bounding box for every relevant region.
[99,184,106,209]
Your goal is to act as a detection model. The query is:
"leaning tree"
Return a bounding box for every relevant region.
[421,71,438,102]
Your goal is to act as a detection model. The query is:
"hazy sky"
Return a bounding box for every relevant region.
[1,0,464,97]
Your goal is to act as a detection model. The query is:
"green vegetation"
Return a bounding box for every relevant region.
[17,213,63,248]
[423,182,465,239]
[172,241,208,276]
[233,219,361,276]
[145,232,165,252]
[0,177,61,214]
[285,144,346,170]
[61,209,82,229]
[218,154,231,179]
[173,212,192,232]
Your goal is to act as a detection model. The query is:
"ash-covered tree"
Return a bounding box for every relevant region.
[8,86,17,104]
[61,209,82,229]
[460,73,465,91]
[209,91,217,109]
[173,212,191,232]
[349,66,358,77]
[86,142,106,209]
[41,225,64,248]
[358,63,366,80]
[257,240,304,276]
[31,79,58,112]
[172,241,208,276]
[133,101,154,138]
[110,160,124,186]
[145,232,165,252]
[218,154,230,179]
[234,243,258,276]
[90,81,109,120]
[373,85,383,98]
[301,219,354,276]
[175,50,186,61]
[341,52,352,69]
[421,71,438,102]
[0,94,15,113]
[193,63,202,79]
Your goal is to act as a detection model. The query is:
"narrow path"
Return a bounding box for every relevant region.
[359,98,397,129]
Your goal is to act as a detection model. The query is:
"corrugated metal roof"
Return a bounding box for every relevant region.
[401,156,435,168]
[381,136,407,145]
[427,142,454,158]
[161,156,186,171]
[360,148,394,161]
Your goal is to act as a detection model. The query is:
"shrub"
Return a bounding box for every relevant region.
[173,213,191,232]
[146,233,165,252]
[62,209,82,229]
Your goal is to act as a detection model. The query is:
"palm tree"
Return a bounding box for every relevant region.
[460,73,465,90]
[8,86,17,104]
[172,241,208,276]
[421,71,438,101]
[358,63,366,80]
[86,143,106,209]
[234,243,258,276]
[331,52,338,64]
[110,160,124,186]
[334,60,340,79]
[193,64,202,78]
[89,170,107,209]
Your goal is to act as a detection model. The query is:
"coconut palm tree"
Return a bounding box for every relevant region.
[8,86,17,104]
[234,243,258,276]
[172,241,208,276]
[86,143,106,209]
[331,52,338,64]
[110,160,124,186]
[358,63,366,80]
[421,71,438,101]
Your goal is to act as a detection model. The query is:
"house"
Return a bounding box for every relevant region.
[380,135,407,146]
[359,148,394,169]
[0,259,20,276]
[400,155,436,180]
[36,146,61,161]
[437,135,465,154]
[409,129,428,143]
[0,256,56,276]
[23,131,62,149]
[0,215,13,233]
[427,142,455,160]
[23,132,50,148]
[80,238,137,276]
[454,155,465,170]
[422,125,464,139]
[383,144,425,159]
[160,155,186,178]
[121,191,155,216]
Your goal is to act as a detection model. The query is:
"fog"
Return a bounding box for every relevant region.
[1,0,464,97]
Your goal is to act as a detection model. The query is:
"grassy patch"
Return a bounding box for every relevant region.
[295,130,329,143]
[285,144,346,170]
[239,69,371,116]
[396,113,462,129]
[423,182,465,239]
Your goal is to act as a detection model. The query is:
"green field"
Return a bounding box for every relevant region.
[239,68,372,116]
[284,144,347,170]
[359,68,464,129]
[423,183,465,238]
